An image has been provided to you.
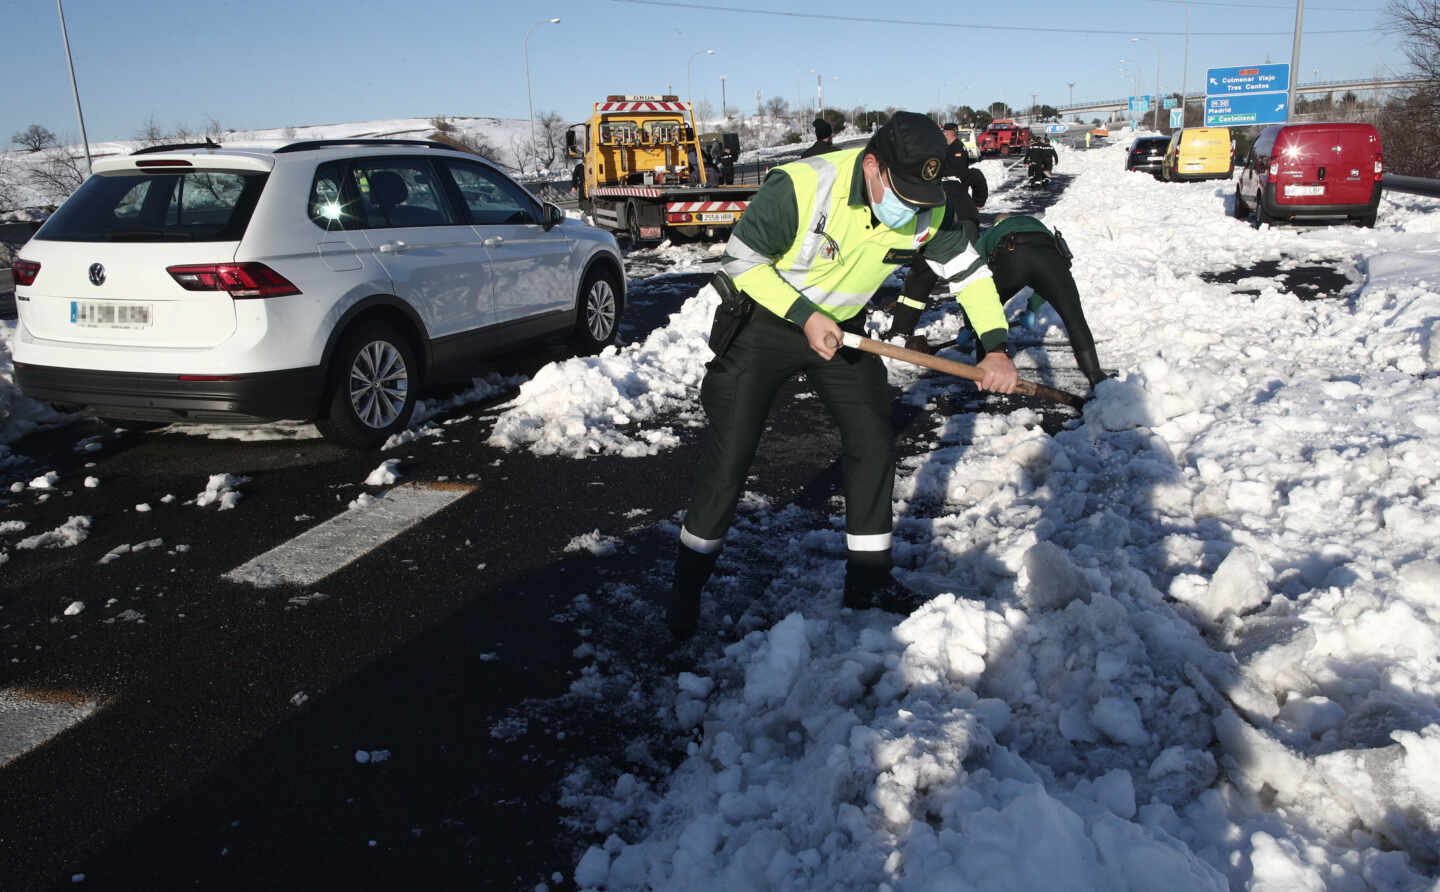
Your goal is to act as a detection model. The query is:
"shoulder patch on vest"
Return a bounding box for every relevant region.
[882,248,918,264]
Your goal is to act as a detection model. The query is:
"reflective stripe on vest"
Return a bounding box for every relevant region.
[727,149,942,320]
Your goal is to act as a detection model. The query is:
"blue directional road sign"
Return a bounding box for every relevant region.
[1129,95,1151,115]
[1205,92,1289,126]
[1044,123,1069,134]
[1170,108,1184,128]
[1206,64,1290,96]
[1163,97,1177,110]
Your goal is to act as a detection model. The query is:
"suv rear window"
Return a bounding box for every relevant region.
[38,170,267,242]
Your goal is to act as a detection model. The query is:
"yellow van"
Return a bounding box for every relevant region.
[956,127,980,161]
[1162,127,1233,182]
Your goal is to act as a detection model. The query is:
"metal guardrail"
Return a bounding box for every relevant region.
[1383,174,1440,198]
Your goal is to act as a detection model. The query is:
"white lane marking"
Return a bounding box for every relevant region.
[224,482,475,588]
[0,688,103,768]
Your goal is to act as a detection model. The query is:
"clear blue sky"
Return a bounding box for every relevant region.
[6,0,1409,145]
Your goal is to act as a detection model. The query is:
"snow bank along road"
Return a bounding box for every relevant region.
[2,141,1440,890]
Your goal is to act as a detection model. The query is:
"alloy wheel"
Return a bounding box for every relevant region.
[348,340,409,429]
[584,278,618,342]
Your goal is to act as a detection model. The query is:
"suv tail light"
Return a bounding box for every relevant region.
[13,259,40,286]
[167,263,301,299]
[1374,153,1383,181]
[1267,161,1278,182]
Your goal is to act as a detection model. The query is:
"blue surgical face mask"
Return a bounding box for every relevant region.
[872,182,919,229]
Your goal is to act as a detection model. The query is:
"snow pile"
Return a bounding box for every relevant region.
[558,140,1440,889]
[488,285,719,457]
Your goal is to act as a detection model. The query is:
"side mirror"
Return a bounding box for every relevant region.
[565,130,579,158]
[543,202,565,231]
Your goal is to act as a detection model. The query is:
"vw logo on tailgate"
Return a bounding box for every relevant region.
[88,263,106,286]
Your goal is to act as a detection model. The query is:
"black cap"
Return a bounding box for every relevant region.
[867,111,946,207]
[942,122,959,132]
[813,117,832,140]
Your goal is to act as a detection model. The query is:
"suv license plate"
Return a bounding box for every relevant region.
[698,212,733,223]
[1284,185,1325,197]
[71,300,153,329]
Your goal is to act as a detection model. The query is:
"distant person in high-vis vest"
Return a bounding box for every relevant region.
[668,112,1018,640]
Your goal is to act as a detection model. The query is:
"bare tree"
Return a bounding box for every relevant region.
[204,116,226,142]
[428,130,499,165]
[535,111,567,170]
[1381,0,1440,175]
[430,115,457,134]
[764,96,789,120]
[0,153,20,212]
[12,124,57,152]
[1386,0,1440,83]
[136,114,168,148]
[29,146,87,206]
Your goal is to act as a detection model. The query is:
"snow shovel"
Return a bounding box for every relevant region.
[827,332,1087,409]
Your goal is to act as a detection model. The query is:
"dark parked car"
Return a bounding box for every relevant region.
[1125,137,1170,177]
[1234,122,1383,227]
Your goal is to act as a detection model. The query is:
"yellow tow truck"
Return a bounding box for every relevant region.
[566,95,758,244]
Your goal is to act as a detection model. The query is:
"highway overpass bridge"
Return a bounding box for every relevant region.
[1053,78,1433,121]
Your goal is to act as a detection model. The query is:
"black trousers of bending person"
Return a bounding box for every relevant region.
[985,238,1104,386]
[900,237,1105,387]
[680,307,897,585]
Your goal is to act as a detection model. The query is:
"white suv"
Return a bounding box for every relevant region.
[11,138,625,448]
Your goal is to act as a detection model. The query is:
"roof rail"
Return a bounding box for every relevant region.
[131,139,221,155]
[273,138,456,154]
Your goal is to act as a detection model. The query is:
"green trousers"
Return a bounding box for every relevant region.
[680,308,896,561]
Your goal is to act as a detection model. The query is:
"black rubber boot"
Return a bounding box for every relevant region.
[1075,347,1107,389]
[843,552,923,614]
[669,544,719,640]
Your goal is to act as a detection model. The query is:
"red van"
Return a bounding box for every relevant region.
[1233,122,1382,227]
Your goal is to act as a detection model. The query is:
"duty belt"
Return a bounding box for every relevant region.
[990,231,1055,262]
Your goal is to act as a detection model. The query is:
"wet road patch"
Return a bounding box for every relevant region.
[1200,255,1360,301]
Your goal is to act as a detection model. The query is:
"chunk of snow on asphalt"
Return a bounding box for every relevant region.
[364,459,402,486]
[193,473,248,510]
[98,538,163,564]
[564,530,619,556]
[83,477,99,488]
[16,515,91,550]
[0,520,27,534]
[63,601,83,616]
[28,471,59,490]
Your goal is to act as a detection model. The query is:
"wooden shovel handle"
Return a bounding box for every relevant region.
[827,332,1086,409]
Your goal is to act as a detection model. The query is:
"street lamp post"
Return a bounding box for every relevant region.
[524,17,561,172]
[721,75,727,119]
[1131,36,1161,129]
[1067,81,1075,108]
[688,49,715,122]
[56,0,92,174]
[1286,0,1305,122]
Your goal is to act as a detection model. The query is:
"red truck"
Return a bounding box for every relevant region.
[979,119,1032,157]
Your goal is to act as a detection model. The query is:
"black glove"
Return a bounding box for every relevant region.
[903,335,936,354]
[882,302,923,341]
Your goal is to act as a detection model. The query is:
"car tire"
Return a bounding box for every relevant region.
[626,202,643,247]
[1233,186,1250,219]
[1357,212,1377,228]
[1254,198,1273,229]
[316,321,419,450]
[571,266,622,354]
